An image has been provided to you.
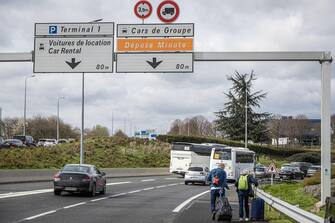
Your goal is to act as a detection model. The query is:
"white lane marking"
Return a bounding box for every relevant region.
[141,179,155,182]
[142,187,155,191]
[18,183,181,221]
[24,210,56,220]
[165,177,178,180]
[63,202,86,209]
[110,192,126,197]
[0,189,53,199]
[128,190,142,194]
[0,181,131,200]
[172,190,209,213]
[167,183,179,186]
[106,181,131,186]
[179,183,184,185]
[91,197,108,202]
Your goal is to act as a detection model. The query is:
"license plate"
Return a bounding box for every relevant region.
[65,187,77,191]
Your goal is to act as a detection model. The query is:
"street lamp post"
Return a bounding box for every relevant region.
[245,85,248,149]
[57,96,65,142]
[23,75,35,135]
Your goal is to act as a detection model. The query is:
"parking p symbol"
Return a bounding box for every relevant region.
[48,26,57,34]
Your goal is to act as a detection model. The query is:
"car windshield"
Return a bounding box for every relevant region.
[62,165,91,173]
[310,166,320,170]
[46,140,55,142]
[188,167,203,171]
[281,167,294,171]
[256,167,265,171]
[39,139,46,142]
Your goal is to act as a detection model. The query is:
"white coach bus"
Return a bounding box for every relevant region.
[170,142,212,176]
[209,146,255,181]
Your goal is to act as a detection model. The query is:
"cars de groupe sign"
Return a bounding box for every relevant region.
[34,23,114,73]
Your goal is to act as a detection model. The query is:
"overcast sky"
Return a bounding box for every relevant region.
[0,0,334,135]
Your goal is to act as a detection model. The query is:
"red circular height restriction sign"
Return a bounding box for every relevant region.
[134,0,152,19]
[157,0,180,23]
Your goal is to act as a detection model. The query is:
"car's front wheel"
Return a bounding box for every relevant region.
[184,181,189,185]
[54,189,61,196]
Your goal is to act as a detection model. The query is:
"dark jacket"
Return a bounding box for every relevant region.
[235,174,258,193]
[207,168,229,190]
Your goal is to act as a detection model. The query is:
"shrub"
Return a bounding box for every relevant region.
[287,152,321,164]
[157,134,319,157]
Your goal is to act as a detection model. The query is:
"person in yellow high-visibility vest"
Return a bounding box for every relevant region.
[235,169,258,221]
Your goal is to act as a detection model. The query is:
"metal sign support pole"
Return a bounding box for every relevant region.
[80,72,85,165]
[321,60,332,204]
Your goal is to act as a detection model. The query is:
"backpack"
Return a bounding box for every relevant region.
[238,175,249,190]
[213,175,220,186]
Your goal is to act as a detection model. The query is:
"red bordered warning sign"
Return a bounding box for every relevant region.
[267,162,278,174]
[134,0,153,19]
[157,0,180,23]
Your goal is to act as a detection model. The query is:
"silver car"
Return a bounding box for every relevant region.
[184,167,209,186]
[307,165,321,177]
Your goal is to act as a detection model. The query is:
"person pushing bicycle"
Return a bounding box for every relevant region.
[207,163,229,220]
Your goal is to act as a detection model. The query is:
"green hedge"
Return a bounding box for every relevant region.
[157,135,324,157]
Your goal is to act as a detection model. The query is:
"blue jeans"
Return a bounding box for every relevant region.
[238,190,249,218]
[210,189,225,212]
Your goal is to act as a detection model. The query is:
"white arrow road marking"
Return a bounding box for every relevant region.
[172,190,209,213]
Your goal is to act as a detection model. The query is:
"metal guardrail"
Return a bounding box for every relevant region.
[256,188,325,223]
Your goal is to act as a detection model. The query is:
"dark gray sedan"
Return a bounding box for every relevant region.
[53,164,106,196]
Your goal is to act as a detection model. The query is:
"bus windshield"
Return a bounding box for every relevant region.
[213,148,231,160]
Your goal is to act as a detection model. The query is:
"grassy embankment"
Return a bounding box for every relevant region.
[0,136,170,169]
[261,182,325,223]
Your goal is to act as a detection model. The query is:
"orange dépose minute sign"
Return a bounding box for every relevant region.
[117,38,193,52]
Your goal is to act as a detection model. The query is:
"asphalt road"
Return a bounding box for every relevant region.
[0,175,268,223]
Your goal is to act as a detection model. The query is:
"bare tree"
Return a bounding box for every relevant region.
[168,119,183,135]
[294,114,309,144]
[268,114,283,147]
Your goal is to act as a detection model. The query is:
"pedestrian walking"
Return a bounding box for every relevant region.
[235,169,258,221]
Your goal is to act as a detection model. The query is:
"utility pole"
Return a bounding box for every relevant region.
[80,72,85,165]
[23,75,35,135]
[57,96,65,142]
[0,107,2,136]
[111,111,114,136]
[245,84,248,149]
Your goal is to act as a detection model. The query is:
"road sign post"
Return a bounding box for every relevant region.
[267,162,278,186]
